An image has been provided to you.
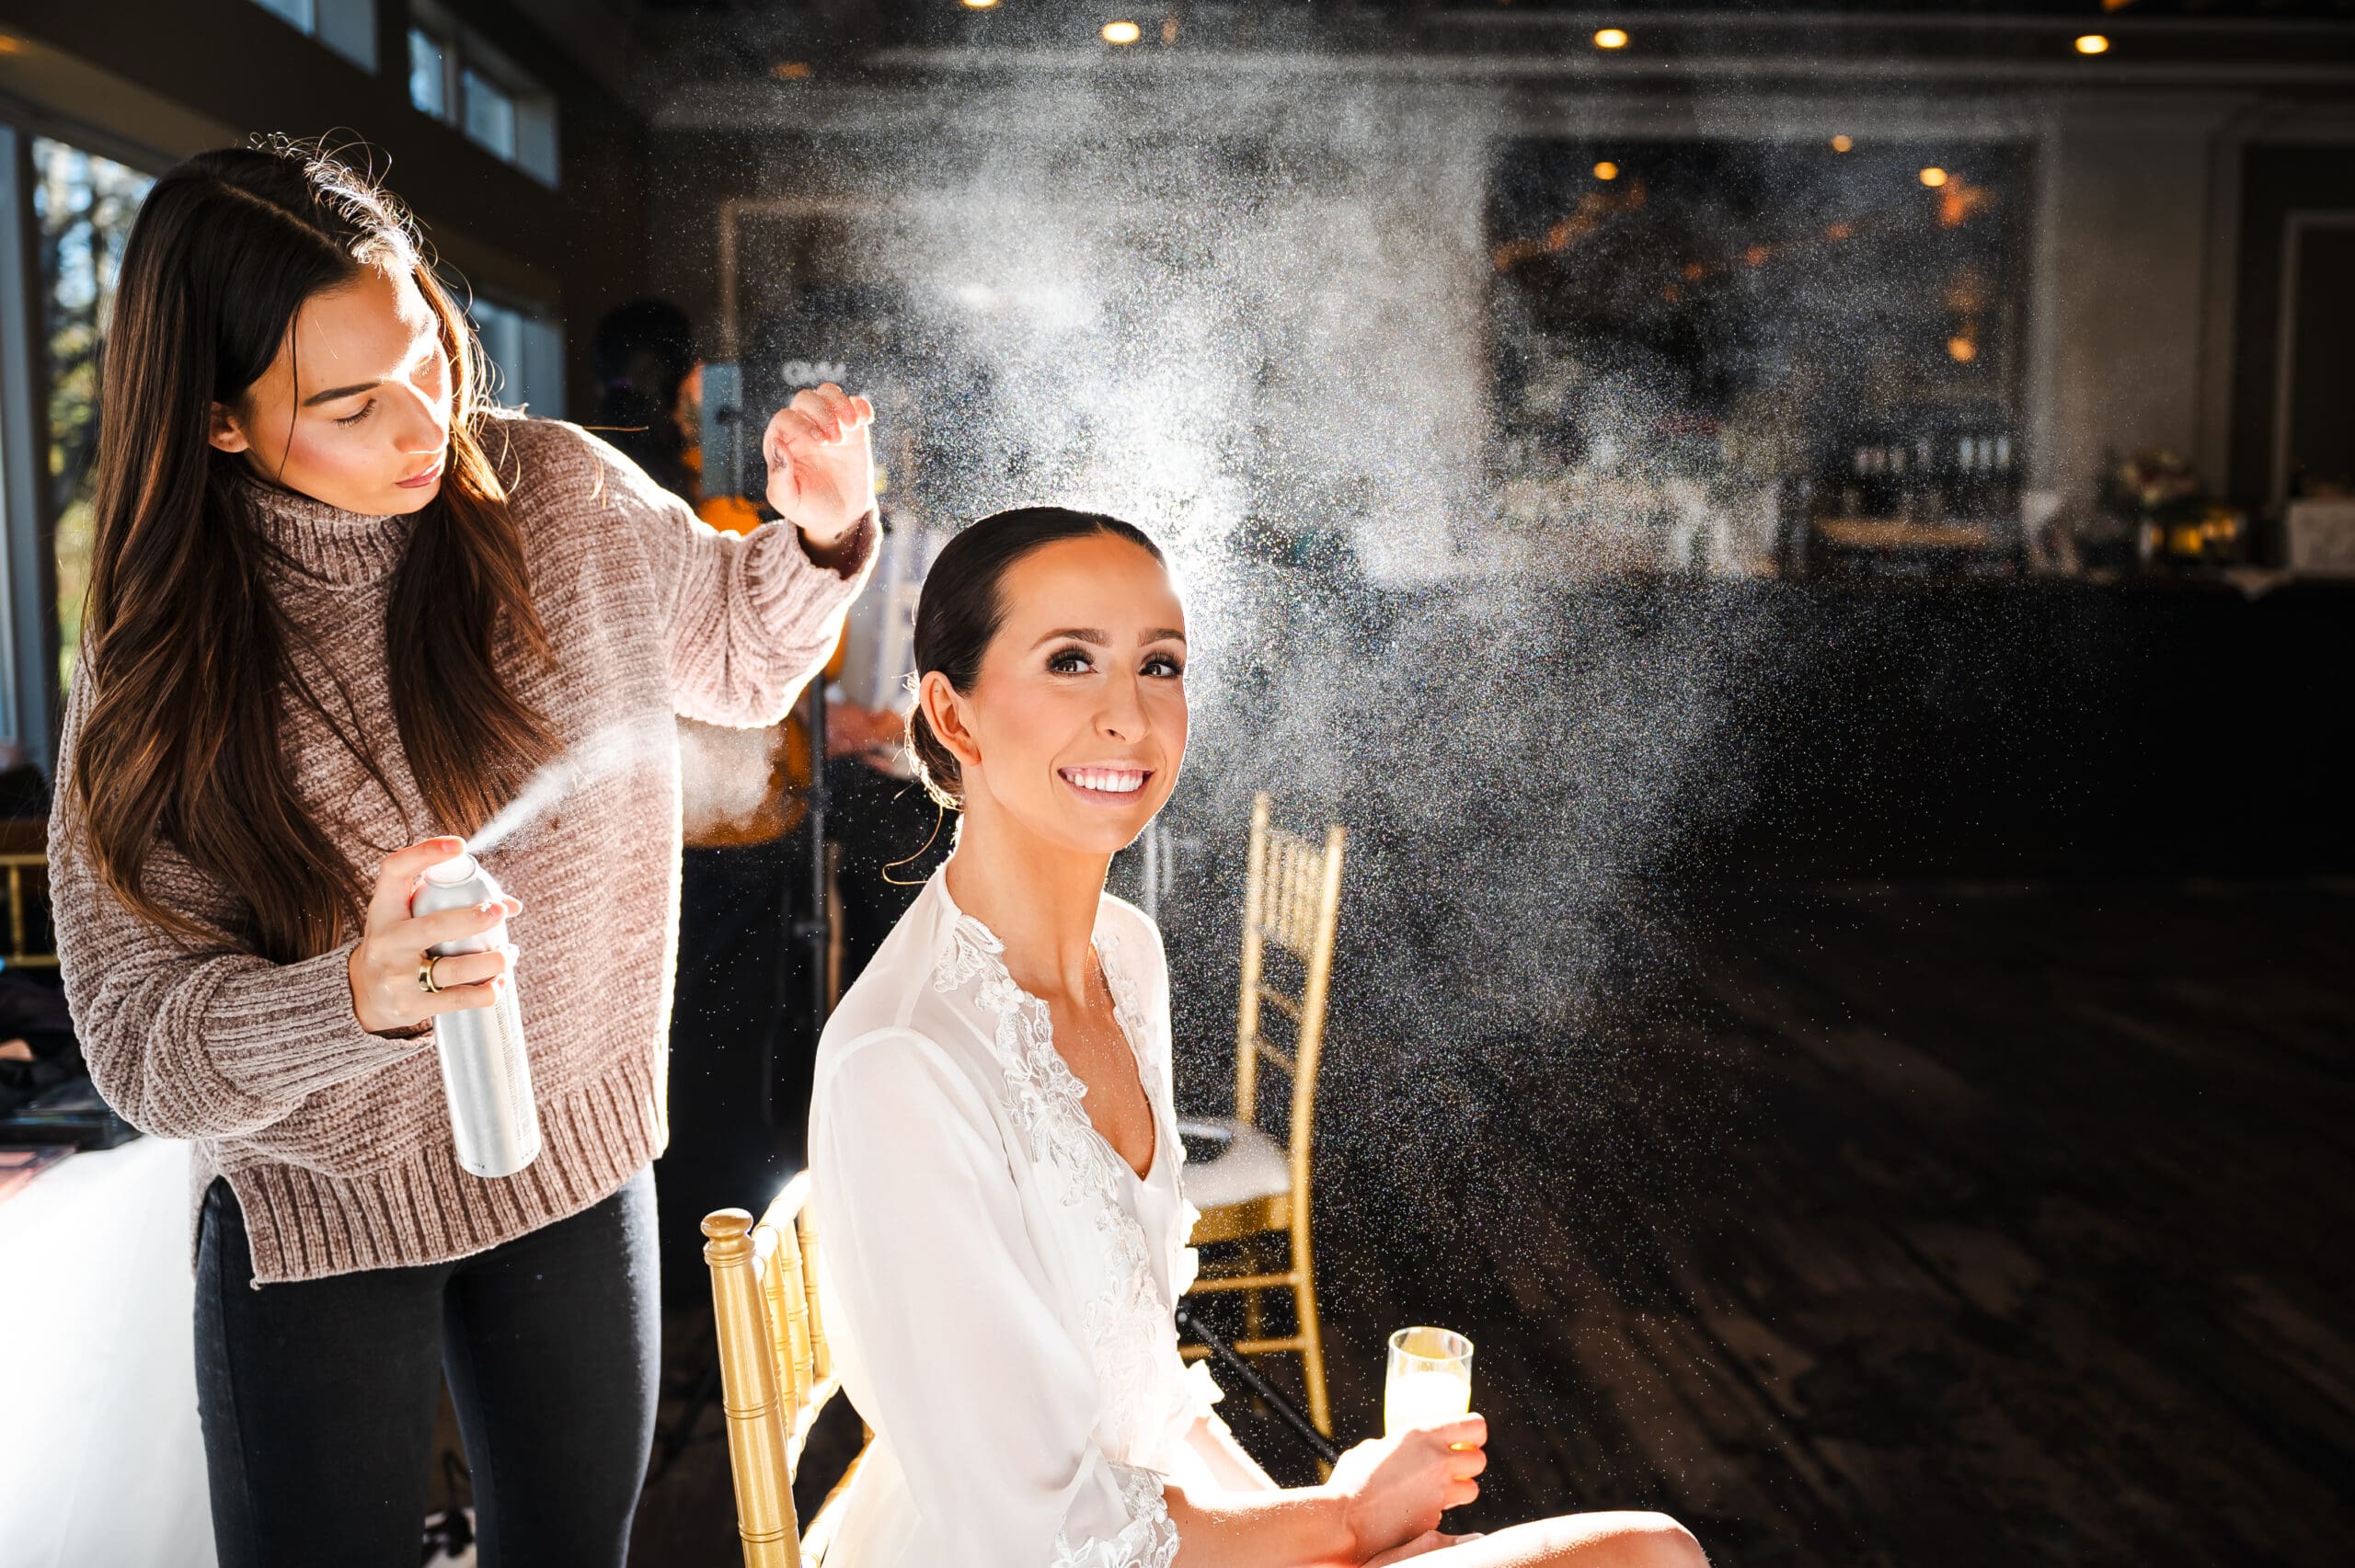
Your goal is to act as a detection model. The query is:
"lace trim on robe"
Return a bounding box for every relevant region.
[932,915,1185,1568]
[1050,1461,1180,1568]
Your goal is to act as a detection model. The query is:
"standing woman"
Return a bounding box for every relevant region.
[45,139,876,1567]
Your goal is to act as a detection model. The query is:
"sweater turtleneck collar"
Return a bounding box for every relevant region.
[236,471,417,588]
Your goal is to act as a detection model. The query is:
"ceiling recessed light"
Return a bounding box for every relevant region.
[1593,161,1620,181]
[1102,19,1141,45]
[1920,166,1949,189]
[961,0,999,9]
[2075,34,2110,55]
[1593,29,1629,51]
[1831,134,1854,154]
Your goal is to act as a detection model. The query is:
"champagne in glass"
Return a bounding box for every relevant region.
[1384,1326,1475,1436]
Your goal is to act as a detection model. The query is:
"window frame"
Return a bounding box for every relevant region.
[454,280,568,421]
[245,0,377,74]
[407,3,560,188]
[0,115,171,771]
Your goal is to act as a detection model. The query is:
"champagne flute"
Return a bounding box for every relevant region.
[1384,1325,1475,1436]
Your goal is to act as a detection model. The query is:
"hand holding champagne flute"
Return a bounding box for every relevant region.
[1323,1325,1488,1562]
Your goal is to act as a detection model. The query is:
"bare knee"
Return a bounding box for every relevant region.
[1520,1510,1706,1568]
[1552,1511,1705,1568]
[1616,1513,1706,1568]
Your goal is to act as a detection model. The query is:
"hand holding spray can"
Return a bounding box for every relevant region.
[412,853,540,1178]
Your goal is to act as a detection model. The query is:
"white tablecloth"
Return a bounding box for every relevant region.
[0,1136,215,1568]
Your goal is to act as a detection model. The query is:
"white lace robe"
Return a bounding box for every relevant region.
[810,868,1221,1568]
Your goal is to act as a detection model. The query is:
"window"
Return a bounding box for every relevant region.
[408,29,449,120]
[463,69,518,162]
[247,0,376,72]
[31,140,154,690]
[408,5,559,187]
[468,295,567,420]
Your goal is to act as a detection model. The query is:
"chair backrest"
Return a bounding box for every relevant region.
[0,853,57,967]
[703,1173,863,1567]
[1234,792,1347,1194]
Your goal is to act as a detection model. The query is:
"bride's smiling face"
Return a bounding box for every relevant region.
[936,532,1188,859]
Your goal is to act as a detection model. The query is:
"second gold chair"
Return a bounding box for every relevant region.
[1179,791,1347,1436]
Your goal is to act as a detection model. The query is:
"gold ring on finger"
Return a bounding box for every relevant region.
[418,955,444,994]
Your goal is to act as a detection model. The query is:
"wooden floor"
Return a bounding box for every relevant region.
[626,878,2355,1566]
[1212,877,2355,1566]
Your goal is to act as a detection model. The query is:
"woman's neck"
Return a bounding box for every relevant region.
[943,796,1110,1004]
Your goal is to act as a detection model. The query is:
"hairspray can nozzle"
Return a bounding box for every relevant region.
[420,852,481,887]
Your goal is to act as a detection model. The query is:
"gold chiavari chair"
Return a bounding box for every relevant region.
[703,1174,868,1567]
[0,853,58,967]
[1178,792,1346,1436]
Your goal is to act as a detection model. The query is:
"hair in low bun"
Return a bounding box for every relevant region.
[909,506,1166,812]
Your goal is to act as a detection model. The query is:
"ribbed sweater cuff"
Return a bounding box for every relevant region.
[206,943,430,1104]
[757,511,879,624]
[797,509,879,578]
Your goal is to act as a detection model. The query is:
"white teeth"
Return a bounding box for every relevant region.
[1066,767,1146,795]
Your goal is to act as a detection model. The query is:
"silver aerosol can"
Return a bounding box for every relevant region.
[412,853,540,1178]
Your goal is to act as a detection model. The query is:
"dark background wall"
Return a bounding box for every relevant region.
[2229,143,2355,506]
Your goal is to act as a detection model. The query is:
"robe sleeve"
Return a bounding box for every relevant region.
[812,1027,1180,1568]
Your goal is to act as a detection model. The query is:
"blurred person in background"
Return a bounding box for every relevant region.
[590,301,934,1297]
[590,297,698,502]
[592,298,827,1309]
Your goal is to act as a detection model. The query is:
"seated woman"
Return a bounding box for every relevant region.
[809,509,1706,1568]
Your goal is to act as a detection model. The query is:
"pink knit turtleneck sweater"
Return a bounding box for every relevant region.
[47,415,875,1285]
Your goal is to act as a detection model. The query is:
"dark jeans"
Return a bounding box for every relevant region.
[193,1168,660,1568]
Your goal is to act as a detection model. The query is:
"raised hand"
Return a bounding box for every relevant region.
[347,837,519,1035]
[762,383,875,550]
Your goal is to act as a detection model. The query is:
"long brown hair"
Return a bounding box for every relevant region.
[72,138,556,963]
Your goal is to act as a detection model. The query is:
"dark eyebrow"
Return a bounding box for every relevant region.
[1030,626,1189,649]
[302,380,379,407]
